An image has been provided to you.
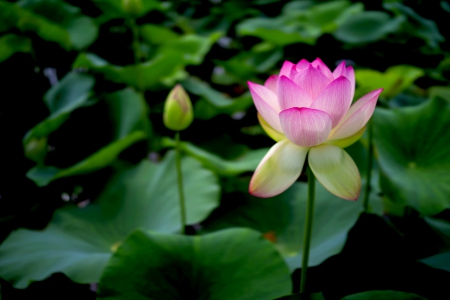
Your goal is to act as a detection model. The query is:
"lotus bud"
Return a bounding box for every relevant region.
[121,0,143,16]
[163,84,193,131]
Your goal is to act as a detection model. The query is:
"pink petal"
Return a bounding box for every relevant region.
[248,81,282,132]
[296,59,310,70]
[346,66,355,100]
[309,144,361,200]
[277,76,313,110]
[293,65,331,99]
[329,89,383,140]
[311,58,334,81]
[264,75,279,94]
[332,61,346,78]
[279,107,332,147]
[249,140,308,198]
[279,61,296,79]
[310,76,353,127]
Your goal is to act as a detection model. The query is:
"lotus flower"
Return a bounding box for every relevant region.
[249,58,383,200]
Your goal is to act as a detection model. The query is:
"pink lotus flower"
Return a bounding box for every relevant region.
[248,58,383,200]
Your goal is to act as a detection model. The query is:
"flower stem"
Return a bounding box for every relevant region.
[300,164,315,293]
[363,120,374,212]
[175,131,187,234]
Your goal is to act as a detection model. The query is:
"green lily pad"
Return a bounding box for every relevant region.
[0,0,98,50]
[425,217,450,248]
[334,11,404,44]
[420,252,450,273]
[341,290,426,300]
[25,87,151,186]
[97,228,292,300]
[23,72,95,163]
[26,130,147,186]
[355,65,424,100]
[104,88,151,140]
[373,98,450,215]
[161,137,268,177]
[0,34,31,62]
[384,2,444,49]
[0,152,220,288]
[237,1,363,46]
[72,33,220,90]
[202,181,363,271]
[182,76,253,119]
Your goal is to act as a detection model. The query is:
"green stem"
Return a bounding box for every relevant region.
[175,131,187,234]
[300,164,315,293]
[363,119,374,212]
[127,18,144,92]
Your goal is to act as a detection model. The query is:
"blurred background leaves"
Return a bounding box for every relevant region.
[1,0,450,299]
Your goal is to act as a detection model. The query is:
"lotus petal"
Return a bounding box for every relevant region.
[309,144,361,200]
[249,140,308,198]
[278,76,313,110]
[248,81,282,132]
[280,107,332,147]
[294,65,331,99]
[330,89,383,140]
[310,76,353,127]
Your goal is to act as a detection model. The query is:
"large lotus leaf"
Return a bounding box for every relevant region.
[384,2,444,48]
[420,252,450,273]
[0,152,220,288]
[26,130,147,186]
[104,88,151,140]
[340,290,426,300]
[355,65,424,100]
[425,217,450,248]
[140,24,179,45]
[373,98,450,215]
[334,11,404,44]
[25,87,151,186]
[0,34,31,62]
[237,1,362,46]
[97,228,291,300]
[0,0,97,50]
[202,181,362,271]
[72,33,219,89]
[23,72,95,162]
[212,43,283,85]
[181,77,253,119]
[161,137,268,177]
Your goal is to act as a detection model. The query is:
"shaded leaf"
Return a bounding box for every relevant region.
[0,0,98,50]
[420,252,450,273]
[104,88,151,139]
[384,2,444,48]
[161,137,268,177]
[182,77,253,119]
[202,181,362,271]
[373,98,450,215]
[340,290,426,300]
[23,72,95,162]
[237,1,363,46]
[97,228,291,300]
[0,34,31,62]
[0,152,220,287]
[27,130,147,186]
[334,11,404,44]
[355,65,424,100]
[73,33,220,89]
